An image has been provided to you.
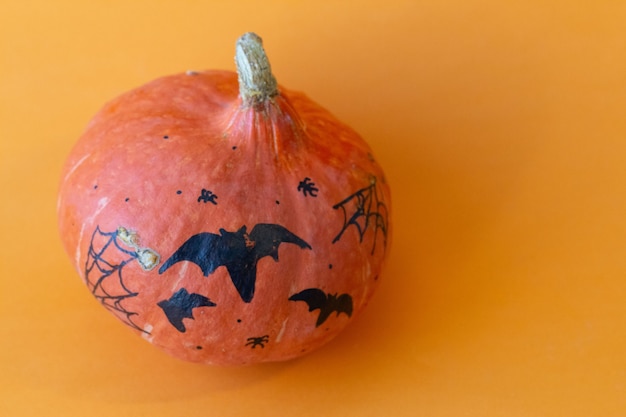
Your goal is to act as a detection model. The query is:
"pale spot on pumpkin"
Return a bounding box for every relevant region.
[63,153,91,184]
[76,196,110,268]
[142,324,154,342]
[275,318,289,343]
[170,263,189,292]
[362,261,372,283]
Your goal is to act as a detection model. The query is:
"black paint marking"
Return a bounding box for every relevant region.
[275,200,280,205]
[93,185,98,189]
[297,177,319,197]
[163,135,169,139]
[232,146,237,150]
[289,289,353,327]
[159,224,312,303]
[196,346,203,350]
[332,177,389,254]
[237,319,242,323]
[197,189,218,205]
[84,226,147,334]
[125,197,130,202]
[245,335,269,349]
[176,190,182,195]
[157,288,216,333]
[328,264,333,269]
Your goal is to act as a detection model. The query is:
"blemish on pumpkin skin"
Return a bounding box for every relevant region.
[136,249,160,271]
[117,226,160,271]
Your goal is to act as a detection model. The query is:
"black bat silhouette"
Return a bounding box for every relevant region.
[158,224,312,303]
[289,288,353,327]
[157,288,216,332]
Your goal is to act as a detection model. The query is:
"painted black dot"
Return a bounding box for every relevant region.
[196,346,203,350]
[93,184,98,189]
[125,197,130,202]
[275,200,280,205]
[232,146,237,150]
[329,264,333,269]
[163,135,169,139]
[176,190,182,195]
[237,319,242,323]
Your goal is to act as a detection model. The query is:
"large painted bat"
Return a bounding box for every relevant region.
[158,224,312,302]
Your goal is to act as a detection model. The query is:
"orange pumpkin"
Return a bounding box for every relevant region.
[57,33,391,365]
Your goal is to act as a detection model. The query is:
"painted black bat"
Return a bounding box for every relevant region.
[289,288,353,327]
[157,288,216,332]
[158,224,312,303]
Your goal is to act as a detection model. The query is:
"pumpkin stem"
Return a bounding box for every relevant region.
[235,33,279,106]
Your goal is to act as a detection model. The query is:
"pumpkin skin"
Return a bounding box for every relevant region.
[57,34,391,365]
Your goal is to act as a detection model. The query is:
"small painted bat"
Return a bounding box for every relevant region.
[157,288,216,332]
[158,224,312,303]
[289,288,353,327]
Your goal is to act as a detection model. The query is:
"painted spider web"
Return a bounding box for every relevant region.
[332,177,389,254]
[84,226,148,334]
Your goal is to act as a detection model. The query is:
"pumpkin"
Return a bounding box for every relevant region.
[57,33,391,366]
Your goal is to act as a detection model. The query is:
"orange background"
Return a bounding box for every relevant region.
[2,1,626,415]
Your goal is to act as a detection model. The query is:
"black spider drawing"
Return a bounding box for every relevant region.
[198,188,218,204]
[245,335,270,349]
[297,177,319,197]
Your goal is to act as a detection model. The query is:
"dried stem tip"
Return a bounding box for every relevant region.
[235,33,279,105]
